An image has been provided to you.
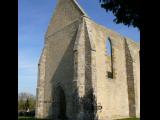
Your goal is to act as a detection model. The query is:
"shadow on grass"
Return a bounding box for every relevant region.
[18,116,50,120]
[18,116,140,120]
[116,118,140,120]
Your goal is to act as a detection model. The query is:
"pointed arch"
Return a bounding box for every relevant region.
[106,38,112,56]
[106,37,113,78]
[139,50,140,62]
[52,85,67,119]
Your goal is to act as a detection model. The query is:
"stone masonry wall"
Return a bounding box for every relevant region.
[36,47,46,118]
[43,20,80,119]
[125,39,140,117]
[36,0,140,119]
[84,17,134,119]
[124,39,136,117]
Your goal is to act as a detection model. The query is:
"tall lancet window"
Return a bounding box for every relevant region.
[139,50,140,61]
[106,37,113,78]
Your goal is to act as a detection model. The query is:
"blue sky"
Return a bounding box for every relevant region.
[18,0,140,95]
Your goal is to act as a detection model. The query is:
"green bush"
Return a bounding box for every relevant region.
[18,92,36,110]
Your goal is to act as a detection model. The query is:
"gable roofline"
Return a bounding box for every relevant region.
[72,0,88,17]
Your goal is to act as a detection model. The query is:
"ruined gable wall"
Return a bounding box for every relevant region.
[36,0,140,119]
[45,0,84,37]
[43,20,81,119]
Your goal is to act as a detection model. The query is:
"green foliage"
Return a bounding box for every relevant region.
[18,99,26,110]
[18,92,36,110]
[100,0,140,30]
[25,99,30,110]
[29,97,36,110]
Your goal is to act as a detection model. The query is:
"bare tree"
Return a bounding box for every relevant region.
[18,92,36,110]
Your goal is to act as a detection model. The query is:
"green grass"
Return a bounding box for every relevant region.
[18,116,48,120]
[116,118,140,120]
[18,116,140,120]
[18,116,33,120]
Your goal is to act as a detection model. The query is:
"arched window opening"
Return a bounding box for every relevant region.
[106,39,112,56]
[139,50,140,61]
[106,37,113,78]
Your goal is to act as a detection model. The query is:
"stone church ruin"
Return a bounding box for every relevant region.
[35,0,140,120]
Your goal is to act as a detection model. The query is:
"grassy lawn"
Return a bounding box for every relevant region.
[18,116,140,120]
[116,118,140,120]
[18,116,33,120]
[18,116,48,120]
